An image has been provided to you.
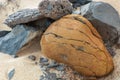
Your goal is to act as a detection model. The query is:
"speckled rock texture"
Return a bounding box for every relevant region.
[38,0,73,20]
[4,9,42,28]
[79,2,120,46]
[41,14,114,77]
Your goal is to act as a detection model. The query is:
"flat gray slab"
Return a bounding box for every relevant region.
[0,25,39,55]
[4,9,43,28]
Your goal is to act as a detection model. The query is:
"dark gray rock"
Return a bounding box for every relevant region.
[38,0,73,20]
[0,30,10,37]
[28,55,36,61]
[8,68,15,80]
[40,57,48,63]
[40,72,57,80]
[4,9,43,28]
[0,25,39,55]
[69,0,92,8]
[78,2,120,46]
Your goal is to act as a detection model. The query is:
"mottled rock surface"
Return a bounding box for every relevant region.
[38,0,73,20]
[0,25,39,55]
[4,9,42,28]
[41,14,114,77]
[79,2,120,46]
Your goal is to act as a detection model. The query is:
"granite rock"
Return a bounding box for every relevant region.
[0,25,39,55]
[79,2,120,46]
[4,9,43,28]
[38,0,73,20]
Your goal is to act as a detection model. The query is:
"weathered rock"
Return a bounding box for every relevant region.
[0,25,39,55]
[38,0,73,20]
[4,9,43,28]
[41,14,114,77]
[69,0,92,8]
[0,30,10,37]
[78,2,120,46]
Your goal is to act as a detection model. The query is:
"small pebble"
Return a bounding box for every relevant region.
[55,65,65,71]
[28,55,36,61]
[8,68,15,80]
[40,57,48,63]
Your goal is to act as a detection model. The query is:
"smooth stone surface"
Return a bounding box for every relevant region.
[38,0,73,20]
[8,68,15,80]
[41,14,114,77]
[4,9,42,28]
[0,25,39,55]
[79,2,120,46]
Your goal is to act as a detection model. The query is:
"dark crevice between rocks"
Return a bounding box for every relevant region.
[25,18,55,33]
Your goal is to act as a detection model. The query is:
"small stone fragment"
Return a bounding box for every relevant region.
[55,65,65,71]
[8,68,15,80]
[40,57,48,63]
[47,60,59,68]
[38,0,73,20]
[28,55,36,61]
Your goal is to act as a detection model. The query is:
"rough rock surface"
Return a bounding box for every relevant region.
[41,14,114,77]
[4,9,42,28]
[38,0,73,20]
[79,2,120,46]
[39,57,83,80]
[0,25,39,55]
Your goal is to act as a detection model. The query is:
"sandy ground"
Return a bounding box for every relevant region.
[0,0,120,80]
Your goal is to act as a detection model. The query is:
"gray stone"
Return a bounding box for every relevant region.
[4,9,43,28]
[28,55,36,61]
[78,2,120,46]
[0,25,39,55]
[8,68,15,80]
[69,0,92,8]
[0,30,10,37]
[38,0,73,20]
[40,57,48,63]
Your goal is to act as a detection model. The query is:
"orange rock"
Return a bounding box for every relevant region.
[40,14,114,77]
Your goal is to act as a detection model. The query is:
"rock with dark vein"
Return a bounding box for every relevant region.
[40,14,114,77]
[77,2,120,46]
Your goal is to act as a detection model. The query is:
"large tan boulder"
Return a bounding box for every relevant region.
[40,14,114,77]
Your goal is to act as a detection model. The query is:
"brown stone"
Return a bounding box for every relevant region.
[40,14,114,77]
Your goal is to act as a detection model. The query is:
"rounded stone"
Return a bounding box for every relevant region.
[40,14,114,77]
